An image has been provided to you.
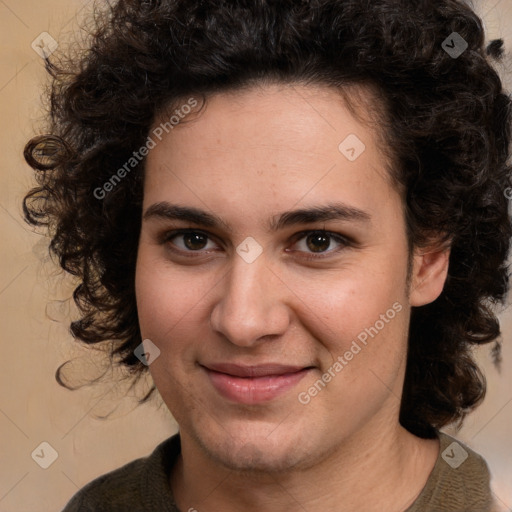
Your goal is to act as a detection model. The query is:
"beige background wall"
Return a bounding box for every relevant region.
[1,1,511,511]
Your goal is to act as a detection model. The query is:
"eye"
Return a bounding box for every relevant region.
[289,230,350,259]
[162,229,220,254]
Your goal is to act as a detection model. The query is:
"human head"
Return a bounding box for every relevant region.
[23,0,512,439]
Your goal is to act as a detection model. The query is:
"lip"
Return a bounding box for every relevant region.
[203,362,309,377]
[201,363,313,404]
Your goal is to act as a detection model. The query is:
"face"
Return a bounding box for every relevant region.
[135,83,422,473]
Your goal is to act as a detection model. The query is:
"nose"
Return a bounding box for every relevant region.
[209,254,291,347]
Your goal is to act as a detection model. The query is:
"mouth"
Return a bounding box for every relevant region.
[200,362,315,404]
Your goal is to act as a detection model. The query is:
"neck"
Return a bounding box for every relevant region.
[170,417,439,512]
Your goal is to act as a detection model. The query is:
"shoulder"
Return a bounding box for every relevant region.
[61,433,181,512]
[407,431,496,512]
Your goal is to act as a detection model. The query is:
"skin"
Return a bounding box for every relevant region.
[135,82,450,512]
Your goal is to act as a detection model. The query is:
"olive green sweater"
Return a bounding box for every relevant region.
[62,431,496,511]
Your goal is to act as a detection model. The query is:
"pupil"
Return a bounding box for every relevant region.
[307,233,330,252]
[184,233,207,250]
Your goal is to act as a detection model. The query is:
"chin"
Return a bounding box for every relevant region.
[208,438,305,473]
[192,419,320,473]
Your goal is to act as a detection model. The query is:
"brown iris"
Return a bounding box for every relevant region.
[305,232,331,253]
[183,232,208,250]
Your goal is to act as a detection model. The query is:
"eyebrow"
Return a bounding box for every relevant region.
[143,201,371,232]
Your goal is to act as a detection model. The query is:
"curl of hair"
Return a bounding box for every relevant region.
[23,0,512,435]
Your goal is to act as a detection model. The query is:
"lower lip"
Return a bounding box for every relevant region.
[204,367,311,404]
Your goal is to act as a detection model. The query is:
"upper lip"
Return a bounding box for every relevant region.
[202,363,312,378]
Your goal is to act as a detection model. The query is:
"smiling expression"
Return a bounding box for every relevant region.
[135,82,435,472]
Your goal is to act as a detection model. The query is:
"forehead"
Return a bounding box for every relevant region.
[143,83,399,223]
[152,82,387,158]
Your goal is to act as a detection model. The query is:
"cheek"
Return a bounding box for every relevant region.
[135,255,206,403]
[307,275,409,390]
[135,252,195,339]
[135,250,219,369]
[298,270,409,405]
[333,275,408,374]
[287,262,406,342]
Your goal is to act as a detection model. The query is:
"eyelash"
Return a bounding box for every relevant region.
[160,229,351,261]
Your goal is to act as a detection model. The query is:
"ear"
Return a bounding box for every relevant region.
[409,242,451,307]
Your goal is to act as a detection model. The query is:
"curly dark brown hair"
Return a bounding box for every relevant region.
[23,0,512,438]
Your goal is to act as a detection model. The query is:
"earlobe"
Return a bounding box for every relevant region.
[409,245,451,307]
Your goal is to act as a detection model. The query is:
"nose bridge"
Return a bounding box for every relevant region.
[210,254,288,345]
